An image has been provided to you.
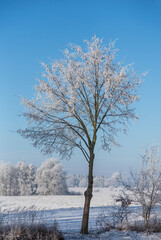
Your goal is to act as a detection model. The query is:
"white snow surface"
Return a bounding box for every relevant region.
[0,187,119,211]
[0,187,161,239]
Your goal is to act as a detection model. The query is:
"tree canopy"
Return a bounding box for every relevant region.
[19,36,141,162]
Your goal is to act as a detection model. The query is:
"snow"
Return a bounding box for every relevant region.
[0,187,161,239]
[0,187,121,211]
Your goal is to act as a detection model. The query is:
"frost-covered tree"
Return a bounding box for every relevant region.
[28,164,37,195]
[0,162,36,196]
[16,161,36,196]
[16,161,30,195]
[35,158,68,195]
[67,174,80,187]
[105,172,120,187]
[79,176,88,188]
[18,36,141,234]
[0,163,18,196]
[121,146,161,224]
[93,176,105,187]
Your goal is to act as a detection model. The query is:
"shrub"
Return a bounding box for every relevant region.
[0,206,64,240]
[120,146,161,225]
[0,222,64,240]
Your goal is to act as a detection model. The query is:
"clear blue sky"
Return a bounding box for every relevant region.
[0,0,161,176]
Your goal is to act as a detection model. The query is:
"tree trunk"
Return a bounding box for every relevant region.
[81,151,94,234]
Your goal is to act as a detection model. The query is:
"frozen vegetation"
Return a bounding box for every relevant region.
[0,158,68,196]
[35,158,68,195]
[0,187,161,239]
[0,147,161,238]
[67,172,120,188]
[0,158,120,196]
[0,161,36,196]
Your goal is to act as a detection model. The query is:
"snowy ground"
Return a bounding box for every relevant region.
[0,187,161,239]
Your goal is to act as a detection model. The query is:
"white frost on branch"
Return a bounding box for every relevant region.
[18,36,142,160]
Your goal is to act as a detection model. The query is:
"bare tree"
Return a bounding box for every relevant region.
[18,36,141,234]
[121,146,161,225]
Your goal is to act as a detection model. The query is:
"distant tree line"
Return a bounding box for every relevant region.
[67,172,120,188]
[0,161,36,196]
[0,158,120,196]
[0,158,68,196]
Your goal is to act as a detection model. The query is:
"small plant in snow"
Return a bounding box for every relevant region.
[96,195,132,232]
[113,195,132,229]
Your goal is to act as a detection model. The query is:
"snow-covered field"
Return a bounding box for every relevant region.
[0,187,120,211]
[0,187,161,239]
